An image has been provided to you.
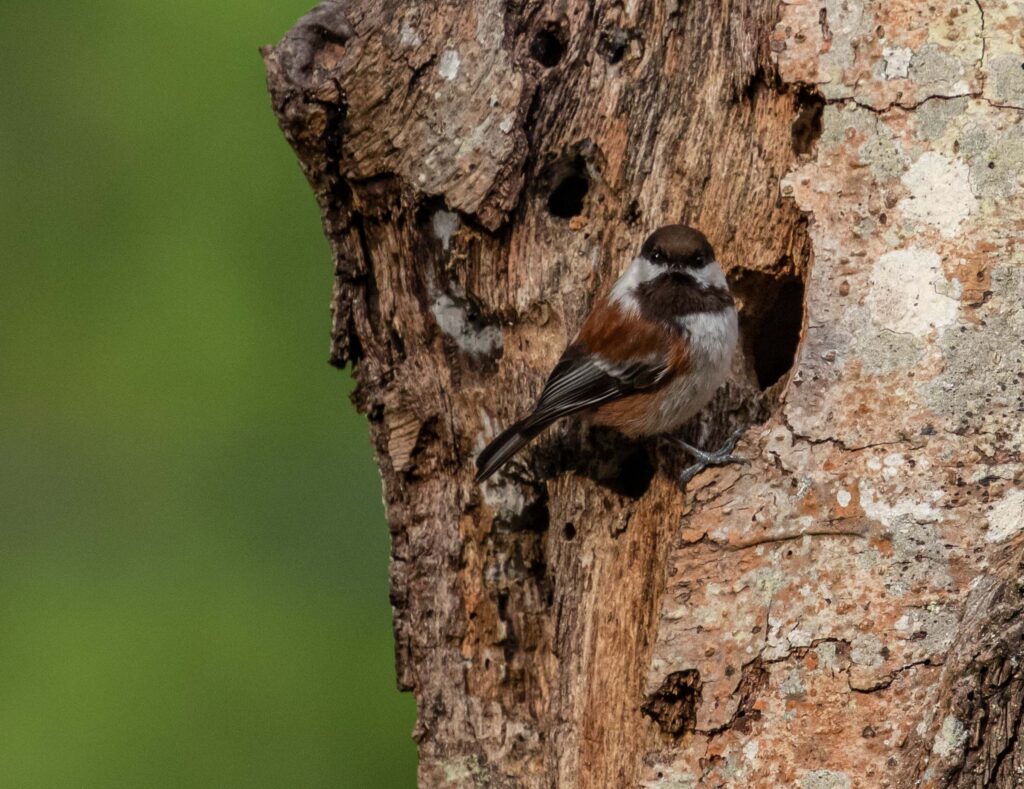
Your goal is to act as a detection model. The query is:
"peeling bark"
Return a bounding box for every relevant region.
[265,0,1024,785]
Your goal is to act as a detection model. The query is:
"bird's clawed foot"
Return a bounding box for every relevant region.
[674,427,749,484]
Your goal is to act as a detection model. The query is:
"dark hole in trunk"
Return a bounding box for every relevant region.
[791,90,824,156]
[530,26,565,67]
[731,270,806,391]
[547,170,589,218]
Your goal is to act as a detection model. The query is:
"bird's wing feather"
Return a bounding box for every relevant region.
[528,296,682,423]
[530,346,670,423]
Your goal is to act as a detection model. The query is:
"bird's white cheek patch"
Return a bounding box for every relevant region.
[609,257,662,314]
[866,247,960,337]
[689,261,728,290]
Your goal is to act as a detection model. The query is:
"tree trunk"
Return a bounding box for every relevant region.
[264,0,1024,785]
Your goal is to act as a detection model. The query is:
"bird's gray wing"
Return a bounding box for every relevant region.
[530,345,670,423]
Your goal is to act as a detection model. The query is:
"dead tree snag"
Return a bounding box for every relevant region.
[265,0,1024,785]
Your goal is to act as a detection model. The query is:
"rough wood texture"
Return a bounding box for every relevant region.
[265,0,1024,785]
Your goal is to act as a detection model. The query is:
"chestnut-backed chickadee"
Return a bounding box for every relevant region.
[475,224,743,483]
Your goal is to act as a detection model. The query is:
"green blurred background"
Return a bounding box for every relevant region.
[0,1,416,786]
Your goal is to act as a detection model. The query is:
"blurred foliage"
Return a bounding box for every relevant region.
[0,1,416,786]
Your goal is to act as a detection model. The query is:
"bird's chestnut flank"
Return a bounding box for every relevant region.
[476,225,746,484]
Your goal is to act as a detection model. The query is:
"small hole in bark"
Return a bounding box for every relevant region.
[731,269,806,390]
[606,444,655,499]
[642,670,702,736]
[547,165,589,218]
[549,427,653,499]
[563,522,576,540]
[501,492,550,533]
[622,198,642,225]
[792,91,824,156]
[597,28,629,63]
[530,26,565,67]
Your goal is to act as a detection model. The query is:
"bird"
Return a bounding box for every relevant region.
[475,224,744,484]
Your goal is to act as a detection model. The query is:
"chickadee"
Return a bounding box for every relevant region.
[476,224,744,483]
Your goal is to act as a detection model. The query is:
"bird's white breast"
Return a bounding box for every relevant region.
[647,306,738,434]
[608,256,659,314]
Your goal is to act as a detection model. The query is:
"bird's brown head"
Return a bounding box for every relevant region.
[640,225,715,271]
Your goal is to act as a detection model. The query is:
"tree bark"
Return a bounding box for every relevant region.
[264,0,1024,786]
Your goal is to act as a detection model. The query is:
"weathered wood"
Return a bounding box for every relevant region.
[265,0,1024,785]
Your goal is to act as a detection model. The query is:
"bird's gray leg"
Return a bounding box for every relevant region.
[673,427,749,484]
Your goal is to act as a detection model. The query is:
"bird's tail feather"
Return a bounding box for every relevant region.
[474,414,552,483]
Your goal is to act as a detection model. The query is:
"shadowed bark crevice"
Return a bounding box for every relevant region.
[643,669,703,736]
